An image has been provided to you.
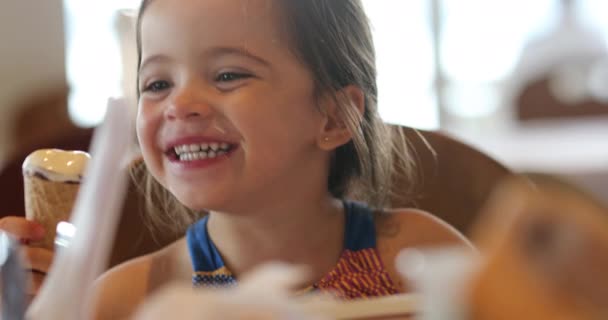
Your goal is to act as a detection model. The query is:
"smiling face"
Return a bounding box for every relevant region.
[137,0,332,212]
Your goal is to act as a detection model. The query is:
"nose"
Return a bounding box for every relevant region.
[164,83,213,121]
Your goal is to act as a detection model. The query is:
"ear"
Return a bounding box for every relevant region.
[317,85,365,151]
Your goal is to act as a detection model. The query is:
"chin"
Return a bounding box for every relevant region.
[175,195,213,212]
[173,190,231,213]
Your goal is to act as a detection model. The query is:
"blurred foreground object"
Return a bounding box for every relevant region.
[26,99,132,320]
[407,175,608,320]
[134,263,322,320]
[134,263,419,320]
[0,232,27,320]
[468,175,608,319]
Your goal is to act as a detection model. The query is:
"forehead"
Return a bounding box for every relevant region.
[140,0,287,54]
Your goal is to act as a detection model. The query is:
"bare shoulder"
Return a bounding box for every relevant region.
[375,208,474,291]
[376,208,472,248]
[90,237,190,320]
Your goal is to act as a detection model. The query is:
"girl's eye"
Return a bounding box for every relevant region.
[143,80,171,92]
[215,72,251,82]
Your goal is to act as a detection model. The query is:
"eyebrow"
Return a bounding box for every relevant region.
[139,55,171,74]
[139,46,270,74]
[205,46,271,67]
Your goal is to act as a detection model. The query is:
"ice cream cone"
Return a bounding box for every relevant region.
[23,175,80,249]
[22,149,89,250]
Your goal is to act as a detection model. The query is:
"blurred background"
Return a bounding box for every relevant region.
[1,0,607,203]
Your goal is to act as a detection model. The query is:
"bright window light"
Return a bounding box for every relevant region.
[363,0,439,129]
[63,0,140,127]
[440,0,558,83]
[579,0,608,43]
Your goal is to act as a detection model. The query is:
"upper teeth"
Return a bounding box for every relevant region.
[173,143,231,161]
[174,143,230,155]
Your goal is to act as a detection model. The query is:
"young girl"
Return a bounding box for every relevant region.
[4,0,470,318]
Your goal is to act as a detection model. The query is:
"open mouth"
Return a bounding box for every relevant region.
[166,142,237,162]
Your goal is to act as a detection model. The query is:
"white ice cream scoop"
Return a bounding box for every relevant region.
[22,149,90,183]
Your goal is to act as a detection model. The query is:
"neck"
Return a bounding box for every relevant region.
[207,194,345,282]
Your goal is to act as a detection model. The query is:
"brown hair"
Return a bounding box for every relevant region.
[134,0,416,234]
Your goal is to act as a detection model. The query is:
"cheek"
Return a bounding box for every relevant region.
[136,106,155,152]
[238,100,322,162]
[136,106,165,180]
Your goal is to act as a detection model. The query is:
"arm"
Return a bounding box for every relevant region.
[89,254,153,320]
[89,238,190,320]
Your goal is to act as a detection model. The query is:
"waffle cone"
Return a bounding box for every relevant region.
[23,174,80,250]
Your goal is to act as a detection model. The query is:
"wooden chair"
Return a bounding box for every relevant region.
[391,126,511,236]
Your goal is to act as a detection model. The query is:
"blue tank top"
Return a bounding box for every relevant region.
[186,201,400,299]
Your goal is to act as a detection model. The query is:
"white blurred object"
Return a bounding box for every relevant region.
[63,1,140,127]
[133,263,324,320]
[441,0,557,84]
[135,262,421,320]
[0,232,27,320]
[54,221,76,250]
[362,0,439,129]
[27,98,133,320]
[396,247,479,320]
[115,9,139,109]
